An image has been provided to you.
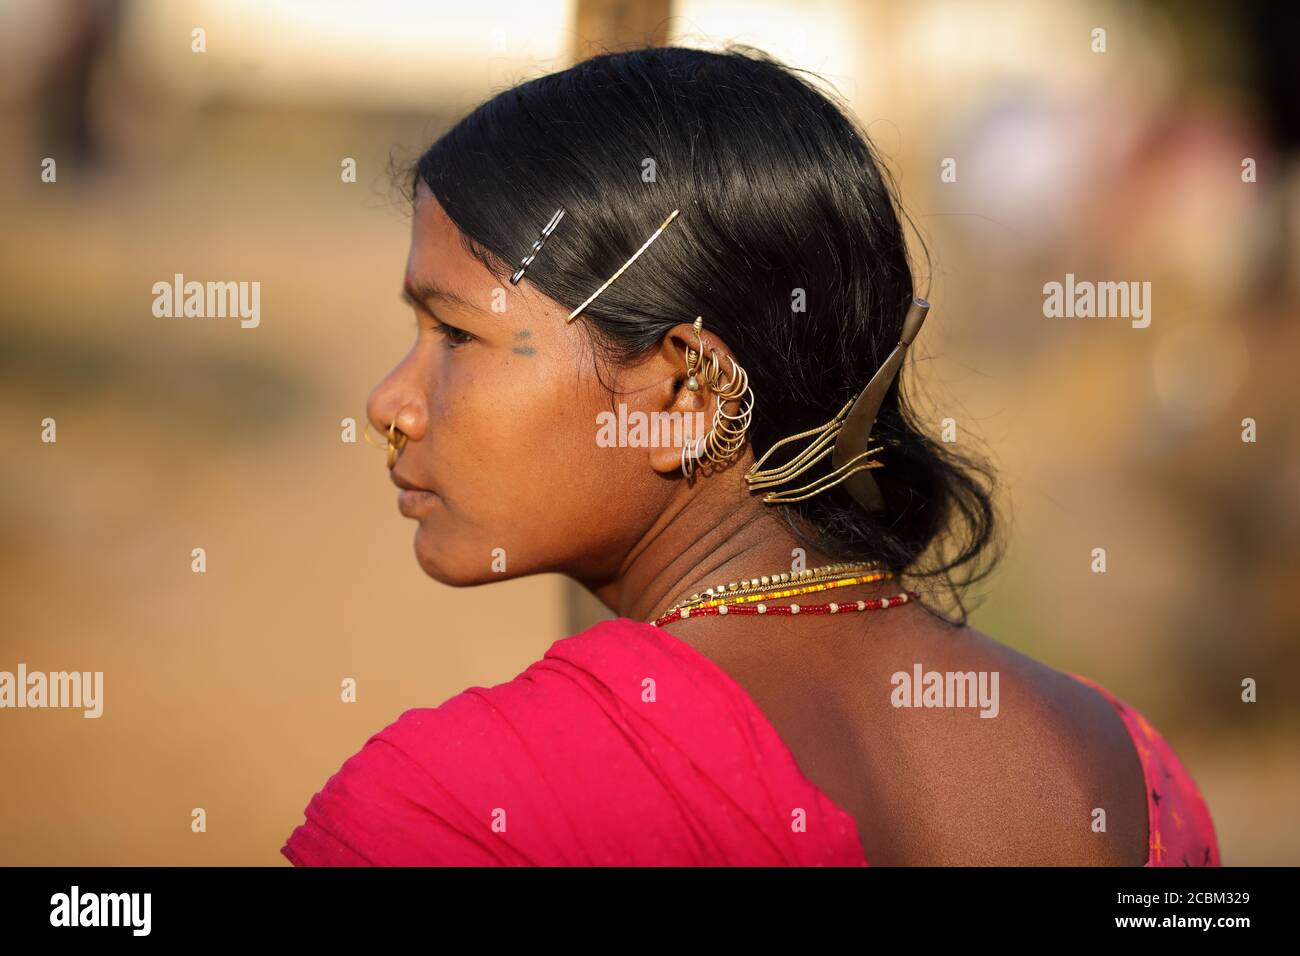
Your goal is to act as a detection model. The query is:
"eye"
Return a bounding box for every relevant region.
[430,318,474,349]
[411,313,474,350]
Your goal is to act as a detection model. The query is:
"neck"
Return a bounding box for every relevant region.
[584,473,875,624]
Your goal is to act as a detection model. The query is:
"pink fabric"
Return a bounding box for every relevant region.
[1066,672,1221,867]
[282,617,1219,866]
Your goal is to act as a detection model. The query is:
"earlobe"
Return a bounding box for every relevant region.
[642,325,710,476]
[646,359,709,476]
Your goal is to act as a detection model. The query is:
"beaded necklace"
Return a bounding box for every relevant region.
[654,589,917,627]
[653,559,917,628]
[663,560,884,616]
[674,569,895,614]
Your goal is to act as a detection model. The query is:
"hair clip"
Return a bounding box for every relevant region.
[745,296,930,511]
[510,207,566,285]
[567,208,680,322]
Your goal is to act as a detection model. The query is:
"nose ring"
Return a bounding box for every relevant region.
[385,421,407,469]
[364,420,408,469]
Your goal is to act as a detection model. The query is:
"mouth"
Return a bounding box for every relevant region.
[391,472,440,518]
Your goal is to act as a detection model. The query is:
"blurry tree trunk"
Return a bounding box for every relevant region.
[564,0,673,632]
[570,0,673,62]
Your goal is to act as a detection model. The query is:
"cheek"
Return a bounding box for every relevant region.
[432,368,587,507]
[427,358,663,560]
[463,384,640,523]
[476,388,593,491]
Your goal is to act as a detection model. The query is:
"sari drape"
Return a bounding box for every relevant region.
[282,618,1218,866]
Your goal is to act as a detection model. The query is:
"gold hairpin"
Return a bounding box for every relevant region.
[745,297,930,511]
[567,208,680,322]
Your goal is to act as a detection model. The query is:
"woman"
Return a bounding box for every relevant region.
[282,45,1219,866]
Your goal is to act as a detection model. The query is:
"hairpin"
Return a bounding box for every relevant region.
[745,296,930,511]
[567,208,680,322]
[510,207,566,284]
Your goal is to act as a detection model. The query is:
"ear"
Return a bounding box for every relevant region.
[645,320,722,476]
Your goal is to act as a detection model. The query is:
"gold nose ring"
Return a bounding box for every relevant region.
[385,421,407,469]
[363,420,408,469]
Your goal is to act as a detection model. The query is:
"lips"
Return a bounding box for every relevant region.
[390,472,433,494]
[391,472,439,518]
[397,488,438,518]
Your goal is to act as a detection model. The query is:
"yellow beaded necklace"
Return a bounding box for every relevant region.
[662,560,887,616]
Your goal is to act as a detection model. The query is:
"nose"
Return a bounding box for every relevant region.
[366,361,426,452]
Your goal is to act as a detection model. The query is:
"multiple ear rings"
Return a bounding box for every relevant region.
[680,317,755,480]
[370,257,926,515]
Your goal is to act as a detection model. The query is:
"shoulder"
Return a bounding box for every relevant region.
[282,618,861,865]
[281,619,642,866]
[1064,671,1222,866]
[844,623,1212,865]
[981,638,1219,866]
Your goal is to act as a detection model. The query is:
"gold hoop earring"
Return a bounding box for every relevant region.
[679,318,755,481]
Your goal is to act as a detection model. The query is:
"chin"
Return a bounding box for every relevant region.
[412,542,499,587]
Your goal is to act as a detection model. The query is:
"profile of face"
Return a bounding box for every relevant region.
[366,181,719,588]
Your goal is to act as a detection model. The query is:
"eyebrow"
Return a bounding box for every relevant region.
[401,277,482,314]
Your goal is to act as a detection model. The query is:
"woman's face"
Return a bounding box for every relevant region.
[366,182,694,587]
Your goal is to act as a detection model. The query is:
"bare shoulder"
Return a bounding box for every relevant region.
[670,609,1151,865]
[923,625,1150,863]
[845,617,1151,865]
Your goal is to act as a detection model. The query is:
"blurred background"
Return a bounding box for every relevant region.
[1,0,1296,865]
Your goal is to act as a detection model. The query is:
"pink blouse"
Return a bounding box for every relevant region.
[281,617,1220,866]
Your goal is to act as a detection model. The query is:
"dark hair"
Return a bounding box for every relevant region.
[407,44,1003,626]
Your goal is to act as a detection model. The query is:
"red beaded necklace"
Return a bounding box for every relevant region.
[653,590,918,628]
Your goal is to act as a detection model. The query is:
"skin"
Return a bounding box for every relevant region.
[366,181,1152,865]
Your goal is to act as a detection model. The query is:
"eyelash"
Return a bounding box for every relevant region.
[430,318,474,349]
[412,312,474,349]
